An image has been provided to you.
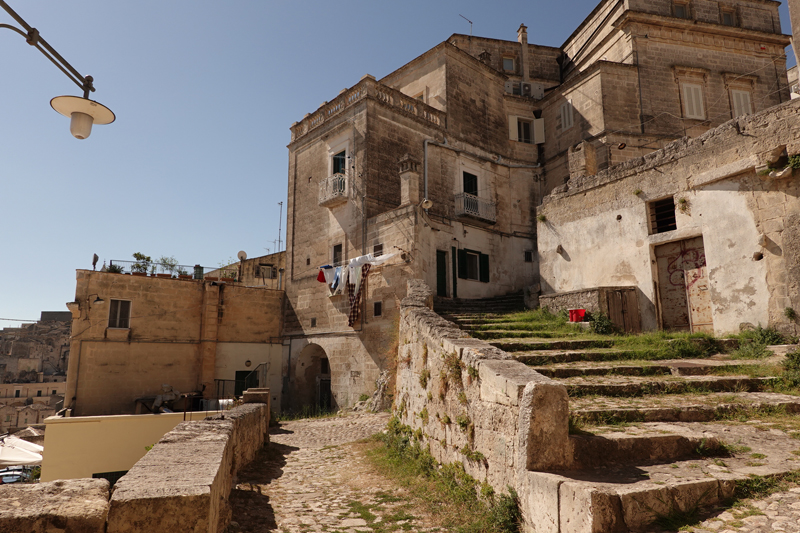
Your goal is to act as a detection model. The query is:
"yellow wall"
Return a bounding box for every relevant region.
[66,270,284,416]
[40,411,220,482]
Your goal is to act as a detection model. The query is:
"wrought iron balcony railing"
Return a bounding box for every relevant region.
[319,173,348,207]
[454,192,496,223]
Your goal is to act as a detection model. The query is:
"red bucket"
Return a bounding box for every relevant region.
[568,308,586,322]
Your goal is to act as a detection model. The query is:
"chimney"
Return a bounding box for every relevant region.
[398,154,421,207]
[518,24,530,82]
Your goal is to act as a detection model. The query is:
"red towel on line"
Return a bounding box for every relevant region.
[317,270,326,283]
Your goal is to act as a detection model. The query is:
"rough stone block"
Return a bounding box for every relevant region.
[0,478,110,533]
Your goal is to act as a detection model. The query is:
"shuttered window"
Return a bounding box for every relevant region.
[457,249,490,283]
[681,83,705,120]
[560,100,574,130]
[108,300,131,329]
[731,90,751,118]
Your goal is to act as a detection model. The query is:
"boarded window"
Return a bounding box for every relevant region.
[731,90,751,118]
[681,83,705,119]
[108,300,131,329]
[649,197,678,234]
[373,243,383,257]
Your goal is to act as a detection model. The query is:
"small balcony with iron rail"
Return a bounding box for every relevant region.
[454,192,496,223]
[319,173,349,208]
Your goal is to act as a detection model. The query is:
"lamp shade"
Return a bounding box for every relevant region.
[50,96,115,140]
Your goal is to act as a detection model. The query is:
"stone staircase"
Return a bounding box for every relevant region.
[433,291,526,316]
[444,310,800,532]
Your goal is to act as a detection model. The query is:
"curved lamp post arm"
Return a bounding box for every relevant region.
[0,1,94,97]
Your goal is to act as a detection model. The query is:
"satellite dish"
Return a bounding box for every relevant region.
[237,251,247,261]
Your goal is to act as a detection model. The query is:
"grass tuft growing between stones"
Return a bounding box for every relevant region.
[367,417,521,533]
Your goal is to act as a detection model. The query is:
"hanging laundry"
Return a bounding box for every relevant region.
[318,265,335,284]
[330,267,342,292]
[316,270,326,283]
[348,264,372,326]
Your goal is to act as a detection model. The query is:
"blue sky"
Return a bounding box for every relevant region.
[0,0,794,325]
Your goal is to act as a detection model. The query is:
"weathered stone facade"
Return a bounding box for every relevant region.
[66,271,284,416]
[538,99,800,336]
[281,0,790,407]
[0,312,71,382]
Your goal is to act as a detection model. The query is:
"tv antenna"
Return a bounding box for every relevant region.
[459,14,473,37]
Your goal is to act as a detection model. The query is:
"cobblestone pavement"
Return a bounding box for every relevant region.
[229,412,443,533]
[685,486,800,533]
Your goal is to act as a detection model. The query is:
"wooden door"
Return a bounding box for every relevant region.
[685,266,714,333]
[654,237,710,332]
[436,250,448,297]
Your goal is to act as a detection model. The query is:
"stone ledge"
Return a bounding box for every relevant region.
[0,478,110,533]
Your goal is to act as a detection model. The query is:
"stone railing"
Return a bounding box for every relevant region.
[454,192,497,223]
[0,390,271,533]
[290,75,445,143]
[395,280,569,499]
[319,172,348,207]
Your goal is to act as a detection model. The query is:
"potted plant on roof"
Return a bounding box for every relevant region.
[131,252,151,276]
[156,256,179,278]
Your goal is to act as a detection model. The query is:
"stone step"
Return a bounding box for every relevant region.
[490,338,616,352]
[569,391,800,424]
[514,348,660,365]
[530,357,779,378]
[563,375,778,397]
[530,422,800,532]
[473,330,584,340]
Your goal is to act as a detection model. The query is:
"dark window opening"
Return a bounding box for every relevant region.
[373,243,383,257]
[517,120,532,144]
[332,150,346,175]
[310,318,317,328]
[109,300,131,329]
[457,249,490,283]
[14,390,20,398]
[524,251,533,263]
[649,197,678,234]
[52,390,57,395]
[674,3,688,18]
[36,390,42,397]
[306,257,310,266]
[374,301,383,317]
[333,244,343,265]
[320,357,329,374]
[722,11,734,26]
[463,172,478,197]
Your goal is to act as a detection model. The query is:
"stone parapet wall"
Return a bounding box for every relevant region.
[0,398,270,533]
[0,478,110,533]
[107,400,269,533]
[395,280,570,517]
[539,288,605,315]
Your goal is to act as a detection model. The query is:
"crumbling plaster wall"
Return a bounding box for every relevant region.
[538,100,800,336]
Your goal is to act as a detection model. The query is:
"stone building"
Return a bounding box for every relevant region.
[64,270,284,416]
[538,98,800,336]
[0,312,71,382]
[281,0,792,408]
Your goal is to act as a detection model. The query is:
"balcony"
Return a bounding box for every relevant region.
[454,193,496,223]
[319,173,348,207]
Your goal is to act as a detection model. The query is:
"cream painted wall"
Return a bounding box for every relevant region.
[41,411,220,482]
[215,342,283,412]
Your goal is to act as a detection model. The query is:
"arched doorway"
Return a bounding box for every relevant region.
[294,343,333,412]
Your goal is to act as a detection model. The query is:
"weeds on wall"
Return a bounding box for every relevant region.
[370,417,521,533]
[732,326,792,359]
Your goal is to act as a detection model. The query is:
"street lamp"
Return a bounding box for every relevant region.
[0,1,114,139]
